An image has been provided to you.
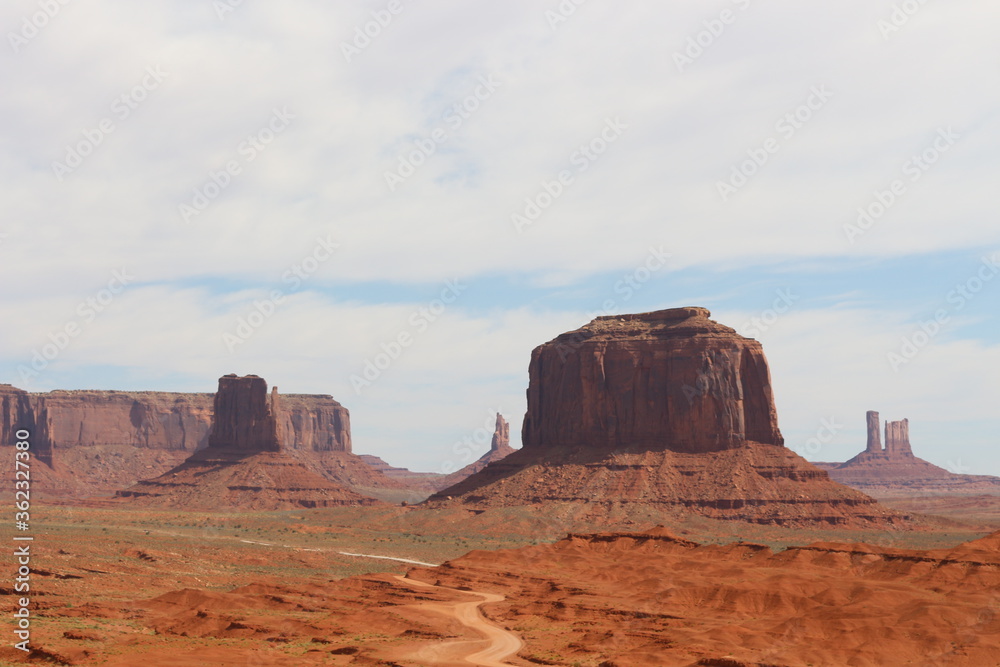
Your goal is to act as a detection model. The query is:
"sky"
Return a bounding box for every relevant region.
[1,1,998,475]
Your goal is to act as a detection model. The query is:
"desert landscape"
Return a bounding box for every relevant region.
[4,3,998,666]
[3,307,1000,666]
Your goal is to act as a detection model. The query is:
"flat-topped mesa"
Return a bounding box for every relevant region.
[522,307,783,454]
[207,375,282,453]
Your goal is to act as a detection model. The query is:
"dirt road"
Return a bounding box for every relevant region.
[392,575,523,666]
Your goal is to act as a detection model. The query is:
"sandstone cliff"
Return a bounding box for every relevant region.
[521,307,782,454]
[0,384,45,462]
[207,375,282,452]
[0,384,351,455]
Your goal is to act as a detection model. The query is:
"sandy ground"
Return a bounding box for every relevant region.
[1,502,995,665]
[392,575,523,666]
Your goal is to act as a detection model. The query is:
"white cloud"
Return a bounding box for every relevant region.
[2,0,998,471]
[2,0,998,293]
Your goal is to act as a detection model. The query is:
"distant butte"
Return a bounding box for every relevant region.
[814,410,1000,498]
[117,375,380,510]
[436,412,517,489]
[428,307,904,527]
[359,413,518,494]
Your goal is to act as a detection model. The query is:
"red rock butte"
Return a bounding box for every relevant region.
[430,307,905,526]
[815,410,1000,497]
[522,306,782,453]
[207,375,283,452]
[116,375,381,510]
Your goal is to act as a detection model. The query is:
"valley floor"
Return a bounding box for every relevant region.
[1,500,997,665]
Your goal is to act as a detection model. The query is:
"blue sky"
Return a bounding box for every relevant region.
[1,1,998,475]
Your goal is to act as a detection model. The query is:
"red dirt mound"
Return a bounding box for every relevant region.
[116,450,379,510]
[406,526,1000,665]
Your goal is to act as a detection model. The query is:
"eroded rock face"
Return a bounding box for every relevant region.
[32,391,213,453]
[0,384,45,462]
[885,419,913,456]
[207,375,282,452]
[866,410,882,454]
[522,307,783,454]
[816,411,1000,497]
[278,394,352,452]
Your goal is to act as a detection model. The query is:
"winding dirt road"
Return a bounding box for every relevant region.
[392,575,523,667]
